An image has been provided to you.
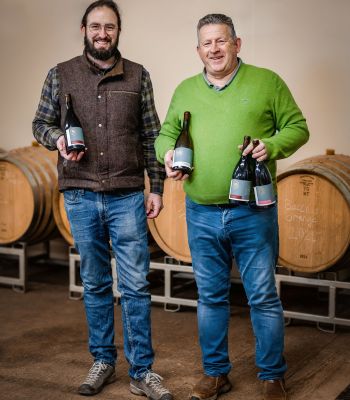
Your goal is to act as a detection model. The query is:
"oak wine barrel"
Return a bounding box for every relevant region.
[52,188,74,245]
[146,178,191,263]
[0,144,58,244]
[277,152,350,273]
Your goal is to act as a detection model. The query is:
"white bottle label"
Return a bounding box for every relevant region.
[229,179,251,202]
[173,147,193,169]
[254,183,276,206]
[66,127,84,146]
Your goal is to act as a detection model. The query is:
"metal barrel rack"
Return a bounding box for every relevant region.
[68,247,350,330]
[275,266,350,332]
[0,241,50,292]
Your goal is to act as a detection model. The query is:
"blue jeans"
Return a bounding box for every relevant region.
[64,189,153,380]
[186,197,286,380]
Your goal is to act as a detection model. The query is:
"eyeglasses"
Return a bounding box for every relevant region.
[87,23,117,34]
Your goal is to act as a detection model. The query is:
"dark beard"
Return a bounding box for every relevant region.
[84,36,119,61]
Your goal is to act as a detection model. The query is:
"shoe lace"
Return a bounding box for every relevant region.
[84,362,109,385]
[144,371,169,396]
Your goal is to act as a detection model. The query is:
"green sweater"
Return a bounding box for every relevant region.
[155,62,309,204]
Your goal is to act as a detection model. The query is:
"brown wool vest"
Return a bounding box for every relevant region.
[57,55,144,191]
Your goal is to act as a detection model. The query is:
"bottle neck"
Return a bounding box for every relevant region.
[182,119,189,133]
[65,95,72,111]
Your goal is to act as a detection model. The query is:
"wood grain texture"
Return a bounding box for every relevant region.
[0,145,57,244]
[278,154,350,272]
[147,178,191,263]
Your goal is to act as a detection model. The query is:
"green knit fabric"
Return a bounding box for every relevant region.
[155,62,309,204]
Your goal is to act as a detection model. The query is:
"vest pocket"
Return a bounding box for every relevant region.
[107,91,141,130]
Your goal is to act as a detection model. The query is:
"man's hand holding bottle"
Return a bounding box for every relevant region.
[56,135,85,161]
[164,149,190,181]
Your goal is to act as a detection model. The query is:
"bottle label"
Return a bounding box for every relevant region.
[254,183,276,206]
[66,127,84,146]
[173,147,193,169]
[229,179,251,202]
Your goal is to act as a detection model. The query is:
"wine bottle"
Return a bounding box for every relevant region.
[172,111,193,175]
[229,135,253,204]
[252,139,276,207]
[64,94,85,154]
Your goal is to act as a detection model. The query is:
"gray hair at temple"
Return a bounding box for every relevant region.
[197,14,236,43]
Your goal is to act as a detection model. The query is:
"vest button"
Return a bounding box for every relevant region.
[98,123,102,127]
[98,95,101,99]
[100,152,104,156]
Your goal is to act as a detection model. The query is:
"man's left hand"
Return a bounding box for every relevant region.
[241,139,268,162]
[146,193,163,219]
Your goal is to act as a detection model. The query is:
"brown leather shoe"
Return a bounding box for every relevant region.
[262,379,288,400]
[190,374,232,400]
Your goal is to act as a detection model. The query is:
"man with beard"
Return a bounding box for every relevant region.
[32,1,172,399]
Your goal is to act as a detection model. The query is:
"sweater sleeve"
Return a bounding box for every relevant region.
[154,89,182,165]
[263,74,309,160]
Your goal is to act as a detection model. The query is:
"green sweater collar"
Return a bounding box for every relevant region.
[202,58,242,91]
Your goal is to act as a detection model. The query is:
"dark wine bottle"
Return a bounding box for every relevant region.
[229,135,253,204]
[172,111,193,175]
[252,139,276,207]
[64,94,85,155]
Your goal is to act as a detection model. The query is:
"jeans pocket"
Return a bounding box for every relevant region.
[63,189,85,204]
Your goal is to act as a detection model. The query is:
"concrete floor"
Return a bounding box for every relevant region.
[1,259,350,400]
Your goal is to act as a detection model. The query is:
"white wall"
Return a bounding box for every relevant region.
[0,0,349,173]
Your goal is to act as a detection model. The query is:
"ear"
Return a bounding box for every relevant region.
[80,25,86,36]
[235,37,242,53]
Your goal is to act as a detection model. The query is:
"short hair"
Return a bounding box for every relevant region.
[197,14,236,42]
[81,0,121,31]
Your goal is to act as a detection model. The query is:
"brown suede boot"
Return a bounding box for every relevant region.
[262,379,288,400]
[190,374,232,400]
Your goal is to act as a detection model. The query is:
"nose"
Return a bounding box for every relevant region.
[209,41,220,52]
[98,27,108,37]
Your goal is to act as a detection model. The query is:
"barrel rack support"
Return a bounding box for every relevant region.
[0,241,51,293]
[69,247,197,308]
[0,242,28,292]
[68,246,83,300]
[68,248,350,328]
[149,257,198,311]
[275,266,350,332]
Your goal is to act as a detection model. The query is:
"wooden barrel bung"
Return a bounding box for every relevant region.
[277,152,350,273]
[146,178,191,263]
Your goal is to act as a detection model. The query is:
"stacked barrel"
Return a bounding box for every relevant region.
[1,145,349,273]
[148,151,350,272]
[0,145,58,244]
[277,152,350,273]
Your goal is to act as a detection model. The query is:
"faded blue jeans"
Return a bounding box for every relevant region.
[64,189,153,380]
[186,197,286,380]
